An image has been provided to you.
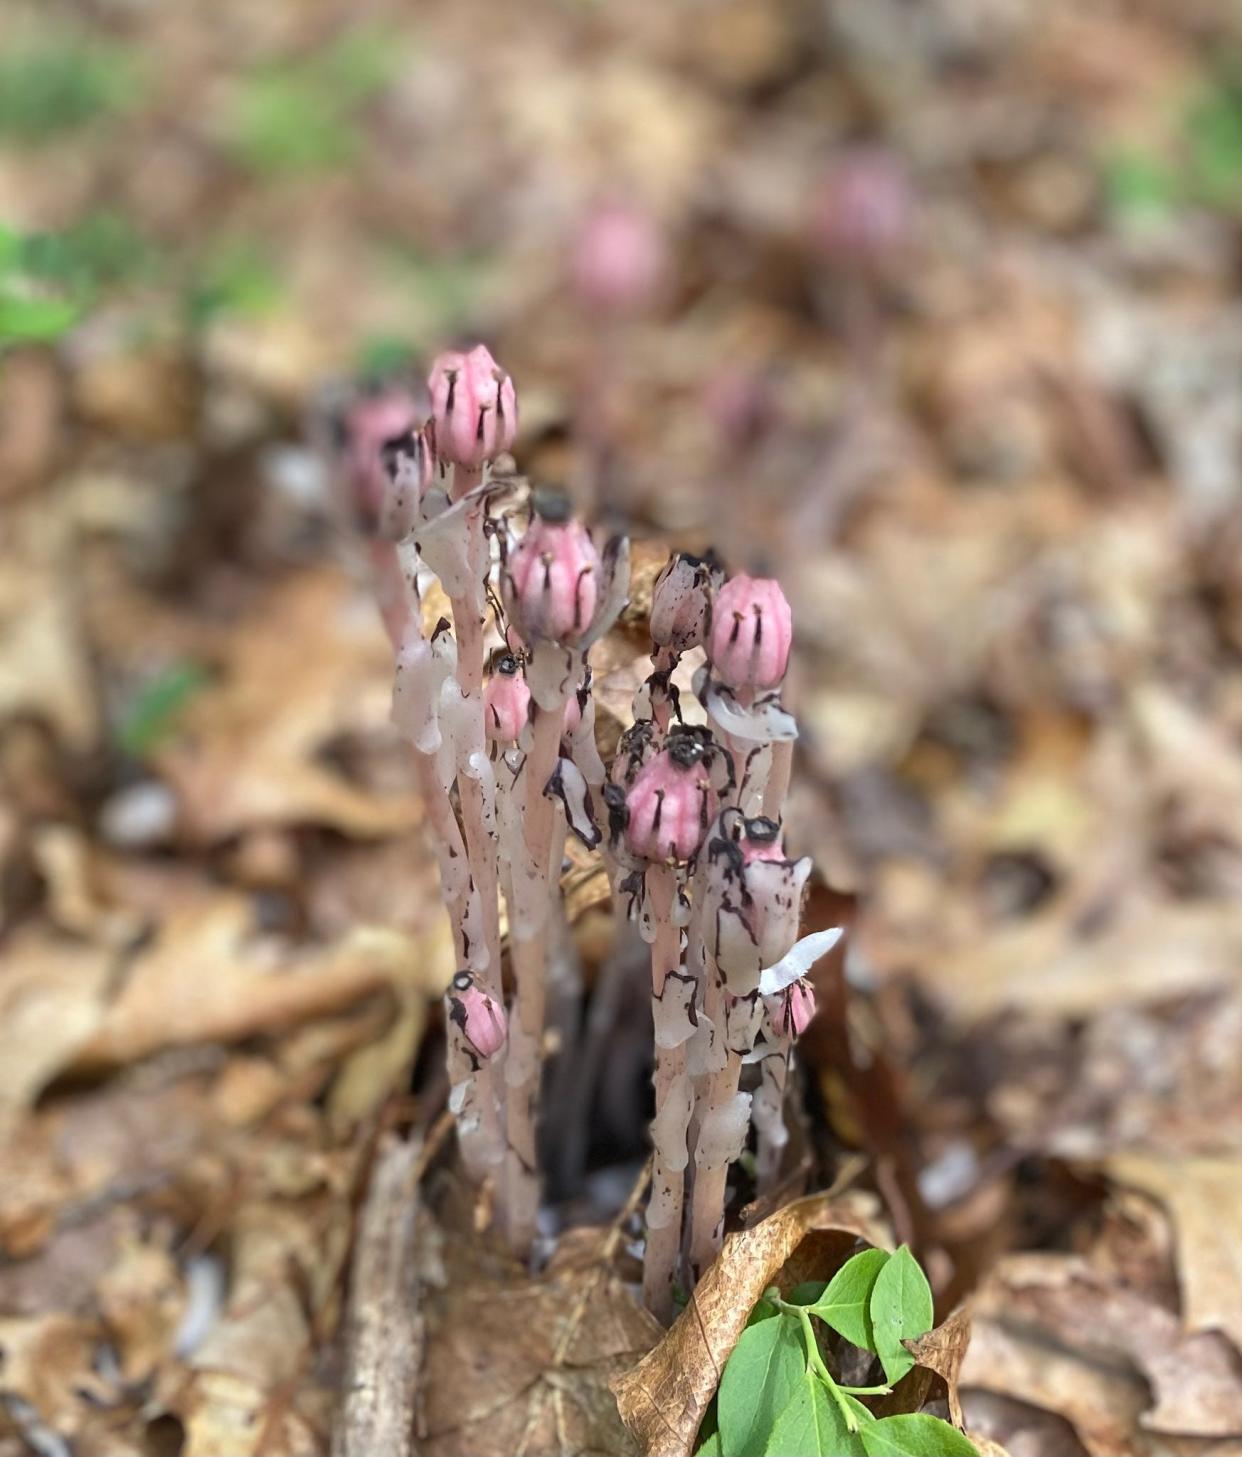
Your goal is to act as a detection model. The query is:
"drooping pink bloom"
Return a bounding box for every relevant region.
[812,146,912,274]
[380,418,438,540]
[571,199,666,316]
[504,492,602,645]
[650,551,720,656]
[483,655,531,743]
[342,387,422,530]
[427,344,518,469]
[623,731,718,864]
[703,812,812,995]
[764,978,817,1039]
[707,573,792,691]
[447,971,507,1060]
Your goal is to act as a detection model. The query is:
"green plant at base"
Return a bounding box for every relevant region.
[696,1247,977,1457]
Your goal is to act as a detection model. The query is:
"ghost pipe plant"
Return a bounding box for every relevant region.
[334,345,838,1312]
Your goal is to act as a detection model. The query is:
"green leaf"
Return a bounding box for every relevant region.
[718,1314,806,1457]
[0,287,81,344]
[858,1413,978,1456]
[869,1246,934,1385]
[808,1248,890,1352]
[117,661,209,756]
[1101,149,1177,224]
[0,36,142,142]
[763,1375,864,1457]
[787,1281,827,1305]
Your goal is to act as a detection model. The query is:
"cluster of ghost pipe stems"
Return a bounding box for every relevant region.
[336,345,840,1320]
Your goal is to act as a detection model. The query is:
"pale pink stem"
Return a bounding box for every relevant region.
[755,1042,791,1191]
[643,864,688,1322]
[505,686,570,1254]
[652,645,677,735]
[448,465,503,1001]
[445,1014,507,1184]
[762,739,793,821]
[371,532,506,1186]
[687,960,742,1280]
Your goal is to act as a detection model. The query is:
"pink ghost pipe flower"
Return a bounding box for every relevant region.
[649,551,721,657]
[379,419,438,541]
[343,386,423,533]
[623,730,718,864]
[427,344,518,470]
[571,199,666,316]
[812,145,912,275]
[707,572,793,692]
[703,812,813,996]
[764,977,817,1040]
[504,490,602,646]
[446,971,507,1061]
[483,654,531,744]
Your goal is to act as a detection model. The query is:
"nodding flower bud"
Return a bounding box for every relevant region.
[343,388,422,532]
[571,199,666,316]
[650,551,720,656]
[812,146,912,274]
[483,655,531,743]
[446,971,507,1060]
[707,573,792,691]
[504,492,602,645]
[623,731,718,863]
[704,811,812,995]
[764,978,816,1040]
[427,344,518,469]
[380,419,437,540]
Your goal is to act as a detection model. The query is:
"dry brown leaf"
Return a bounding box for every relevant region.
[156,568,420,841]
[611,1193,883,1457]
[420,1190,661,1457]
[1107,1154,1242,1356]
[876,1304,972,1427]
[0,926,114,1134]
[68,891,426,1071]
[963,1245,1242,1453]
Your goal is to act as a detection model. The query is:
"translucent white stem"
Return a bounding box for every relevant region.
[763,739,793,821]
[754,1041,791,1191]
[643,865,691,1322]
[446,1015,506,1185]
[505,685,571,1255]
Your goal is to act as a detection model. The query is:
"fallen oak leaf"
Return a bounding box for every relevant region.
[1106,1153,1242,1356]
[65,890,435,1072]
[420,1170,661,1457]
[610,1193,880,1457]
[873,1303,972,1428]
[155,568,420,843]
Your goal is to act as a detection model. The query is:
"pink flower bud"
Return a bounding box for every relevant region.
[701,368,779,451]
[707,573,792,691]
[447,971,507,1060]
[379,419,437,540]
[623,730,718,863]
[427,344,518,469]
[342,387,422,531]
[764,978,817,1039]
[571,199,666,316]
[704,812,812,994]
[650,551,720,655]
[504,491,602,645]
[812,146,912,274]
[483,655,531,743]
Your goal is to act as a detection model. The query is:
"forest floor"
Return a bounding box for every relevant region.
[4,0,1242,1453]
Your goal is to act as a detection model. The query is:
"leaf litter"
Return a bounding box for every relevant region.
[4,0,1242,1452]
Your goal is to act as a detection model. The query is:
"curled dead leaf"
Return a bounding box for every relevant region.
[610,1193,883,1457]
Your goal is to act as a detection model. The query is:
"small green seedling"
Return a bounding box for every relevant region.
[697,1246,977,1457]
